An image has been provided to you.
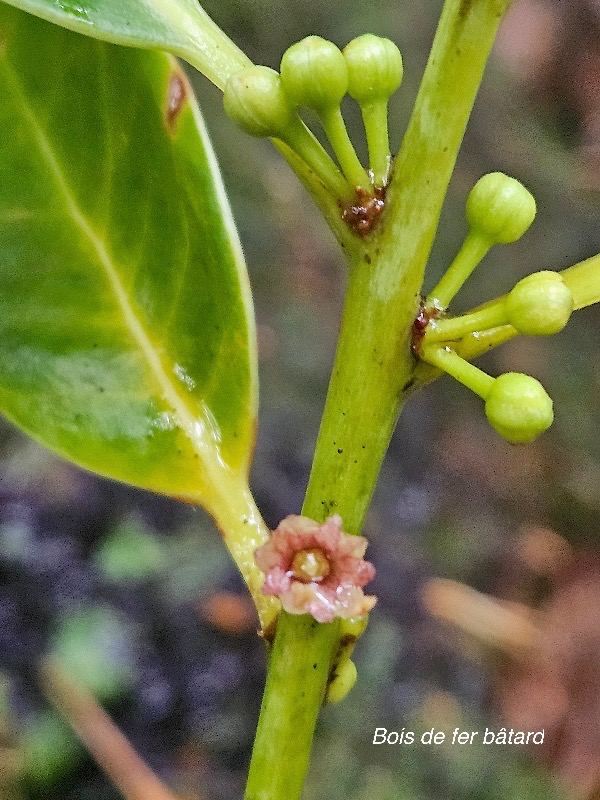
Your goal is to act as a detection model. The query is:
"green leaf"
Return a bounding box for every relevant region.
[0,0,250,89]
[0,6,258,513]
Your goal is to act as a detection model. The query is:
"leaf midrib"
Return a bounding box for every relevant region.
[1,54,235,495]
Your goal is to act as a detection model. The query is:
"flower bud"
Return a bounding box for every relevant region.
[280,36,348,112]
[466,172,536,245]
[224,66,293,138]
[485,372,553,443]
[343,35,403,103]
[506,271,574,336]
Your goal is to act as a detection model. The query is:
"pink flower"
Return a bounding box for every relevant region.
[254,514,376,623]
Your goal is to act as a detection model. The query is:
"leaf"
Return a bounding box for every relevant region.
[0,0,250,89]
[0,6,258,514]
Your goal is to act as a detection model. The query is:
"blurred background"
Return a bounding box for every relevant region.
[2,0,600,798]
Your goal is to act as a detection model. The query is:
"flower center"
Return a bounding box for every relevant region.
[290,548,331,583]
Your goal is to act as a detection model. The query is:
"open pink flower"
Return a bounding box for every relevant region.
[254,514,376,623]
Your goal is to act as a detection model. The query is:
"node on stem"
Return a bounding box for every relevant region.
[341,185,386,237]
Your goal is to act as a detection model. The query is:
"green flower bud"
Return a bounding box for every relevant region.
[280,36,348,112]
[485,372,553,444]
[466,172,536,245]
[506,271,574,336]
[224,66,293,138]
[343,34,403,103]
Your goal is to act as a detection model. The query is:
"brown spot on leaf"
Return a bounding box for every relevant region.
[165,70,188,133]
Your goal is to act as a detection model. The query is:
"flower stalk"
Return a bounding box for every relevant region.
[343,34,403,186]
[280,36,372,192]
[427,172,536,310]
[418,253,600,372]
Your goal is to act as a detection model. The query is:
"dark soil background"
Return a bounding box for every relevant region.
[2,1,600,799]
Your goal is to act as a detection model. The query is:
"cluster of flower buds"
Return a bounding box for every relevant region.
[223,34,403,201]
[419,172,574,444]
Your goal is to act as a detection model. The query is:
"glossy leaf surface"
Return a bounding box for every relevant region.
[0,0,250,89]
[0,6,258,511]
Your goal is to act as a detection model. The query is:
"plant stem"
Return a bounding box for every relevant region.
[243,615,340,800]
[361,100,391,187]
[208,474,280,632]
[282,118,350,199]
[381,0,513,294]
[427,231,490,310]
[244,233,416,799]
[272,139,355,248]
[561,252,600,309]
[450,253,600,364]
[409,253,600,392]
[425,301,507,341]
[245,1,513,798]
[320,108,371,191]
[176,9,253,91]
[421,344,494,397]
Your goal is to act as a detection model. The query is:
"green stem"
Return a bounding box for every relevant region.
[561,252,600,309]
[427,231,490,309]
[320,107,371,191]
[412,253,600,390]
[425,301,507,341]
[361,100,391,186]
[207,475,280,632]
[273,139,355,248]
[175,9,253,91]
[456,323,515,360]
[245,1,513,798]
[244,234,416,799]
[452,252,600,363]
[281,117,350,199]
[203,468,281,631]
[243,615,339,800]
[421,344,494,397]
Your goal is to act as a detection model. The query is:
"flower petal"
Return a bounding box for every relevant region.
[255,514,377,623]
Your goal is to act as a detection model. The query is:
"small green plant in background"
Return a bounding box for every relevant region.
[0,0,598,798]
